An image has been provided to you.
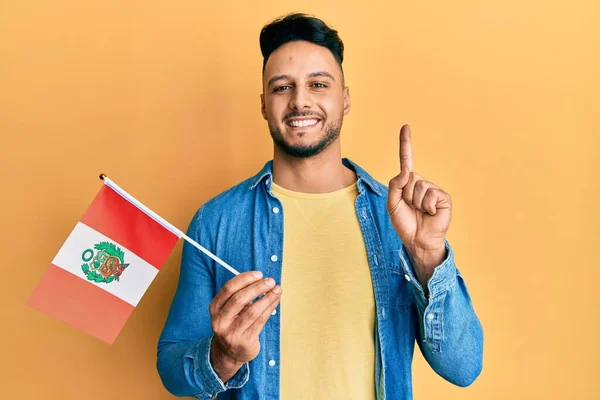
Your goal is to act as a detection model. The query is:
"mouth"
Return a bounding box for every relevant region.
[285,118,321,130]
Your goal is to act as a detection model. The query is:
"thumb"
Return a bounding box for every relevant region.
[387,168,410,213]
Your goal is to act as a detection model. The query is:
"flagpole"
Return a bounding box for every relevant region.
[99,174,240,276]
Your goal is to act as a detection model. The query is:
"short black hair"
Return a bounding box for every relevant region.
[259,13,344,73]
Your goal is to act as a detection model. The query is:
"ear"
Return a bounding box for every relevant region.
[343,86,351,116]
[260,93,267,120]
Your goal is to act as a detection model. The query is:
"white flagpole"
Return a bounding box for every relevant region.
[99,174,240,276]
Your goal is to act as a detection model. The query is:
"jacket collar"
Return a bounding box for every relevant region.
[249,158,383,197]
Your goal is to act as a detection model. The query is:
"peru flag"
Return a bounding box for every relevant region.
[27,184,179,344]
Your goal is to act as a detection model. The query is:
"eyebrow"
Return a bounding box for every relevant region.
[309,71,335,81]
[267,71,336,88]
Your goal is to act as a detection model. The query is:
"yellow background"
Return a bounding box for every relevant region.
[1,0,598,398]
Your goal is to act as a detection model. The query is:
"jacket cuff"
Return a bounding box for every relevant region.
[188,335,250,399]
[399,240,457,351]
[398,240,457,304]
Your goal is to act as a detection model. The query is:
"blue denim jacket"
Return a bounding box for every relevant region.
[157,158,483,399]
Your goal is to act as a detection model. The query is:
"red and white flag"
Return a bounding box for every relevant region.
[27,177,239,344]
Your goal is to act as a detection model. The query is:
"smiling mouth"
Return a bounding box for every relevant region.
[285,118,321,129]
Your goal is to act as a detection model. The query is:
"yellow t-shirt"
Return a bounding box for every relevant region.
[272,181,376,400]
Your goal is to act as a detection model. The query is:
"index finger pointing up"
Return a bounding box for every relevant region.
[400,124,413,172]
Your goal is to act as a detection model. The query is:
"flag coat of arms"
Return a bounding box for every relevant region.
[27,183,179,344]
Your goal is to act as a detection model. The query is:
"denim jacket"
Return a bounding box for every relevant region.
[157,158,483,399]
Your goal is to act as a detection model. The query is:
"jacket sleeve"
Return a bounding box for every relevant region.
[156,206,250,399]
[399,241,484,387]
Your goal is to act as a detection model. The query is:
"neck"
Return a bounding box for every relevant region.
[272,141,356,194]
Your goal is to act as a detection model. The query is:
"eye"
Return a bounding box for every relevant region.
[273,85,291,92]
[312,82,327,88]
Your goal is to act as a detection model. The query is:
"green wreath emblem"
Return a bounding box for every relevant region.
[81,241,128,284]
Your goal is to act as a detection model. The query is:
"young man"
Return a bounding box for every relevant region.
[157,13,483,400]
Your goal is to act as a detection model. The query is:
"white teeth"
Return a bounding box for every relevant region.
[289,119,318,127]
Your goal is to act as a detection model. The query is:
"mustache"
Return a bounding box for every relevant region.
[282,111,324,123]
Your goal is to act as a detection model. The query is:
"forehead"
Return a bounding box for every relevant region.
[263,41,342,81]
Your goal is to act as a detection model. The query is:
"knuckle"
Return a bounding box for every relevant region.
[257,314,268,325]
[229,292,245,307]
[243,306,261,320]
[219,283,233,298]
[411,172,422,181]
[211,319,220,334]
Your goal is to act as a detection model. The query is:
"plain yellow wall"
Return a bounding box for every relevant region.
[1,0,598,398]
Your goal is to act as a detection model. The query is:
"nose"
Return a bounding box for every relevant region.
[289,86,313,111]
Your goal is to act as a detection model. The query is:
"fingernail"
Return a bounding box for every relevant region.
[253,271,263,279]
[272,285,281,294]
[265,278,275,287]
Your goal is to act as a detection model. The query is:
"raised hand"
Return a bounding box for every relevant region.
[386,125,452,275]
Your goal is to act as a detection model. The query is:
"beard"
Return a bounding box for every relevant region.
[268,115,343,159]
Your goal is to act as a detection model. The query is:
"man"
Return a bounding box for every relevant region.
[157,13,483,400]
